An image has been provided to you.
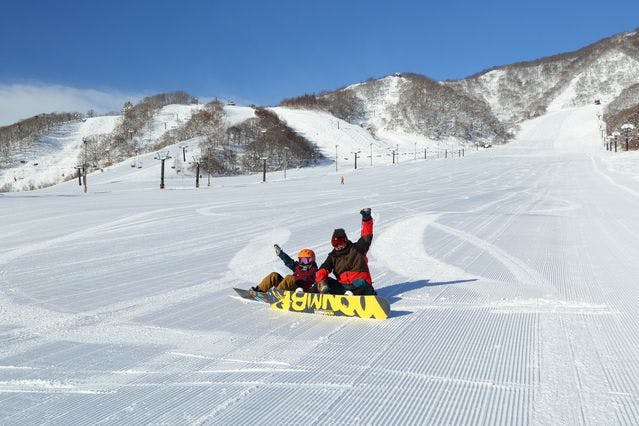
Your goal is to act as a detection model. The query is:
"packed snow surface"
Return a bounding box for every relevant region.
[2,105,639,424]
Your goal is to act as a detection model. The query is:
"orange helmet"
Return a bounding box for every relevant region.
[297,248,315,265]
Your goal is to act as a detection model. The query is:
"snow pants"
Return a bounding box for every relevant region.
[257,272,298,292]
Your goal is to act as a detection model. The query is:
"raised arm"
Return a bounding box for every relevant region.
[274,244,296,271]
[355,208,373,253]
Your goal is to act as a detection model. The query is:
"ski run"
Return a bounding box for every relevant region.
[2,104,639,424]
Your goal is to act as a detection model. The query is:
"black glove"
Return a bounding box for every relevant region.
[360,208,372,221]
[274,244,282,255]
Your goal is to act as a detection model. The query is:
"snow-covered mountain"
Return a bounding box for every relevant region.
[343,73,509,143]
[280,30,639,145]
[447,30,639,124]
[3,29,639,193]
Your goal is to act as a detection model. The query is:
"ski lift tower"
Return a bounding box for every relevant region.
[351,150,361,169]
[155,150,172,189]
[192,155,201,188]
[261,156,268,182]
[612,131,621,152]
[81,138,89,193]
[621,123,635,151]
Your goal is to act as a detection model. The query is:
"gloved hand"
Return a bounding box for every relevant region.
[360,208,372,221]
[274,244,282,255]
[316,280,329,294]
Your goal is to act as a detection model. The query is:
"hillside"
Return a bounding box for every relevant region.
[282,74,510,144]
[351,73,509,143]
[2,100,474,192]
[0,116,121,191]
[0,112,83,167]
[447,30,639,124]
[281,29,639,141]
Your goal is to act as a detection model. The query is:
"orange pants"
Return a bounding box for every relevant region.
[257,272,298,292]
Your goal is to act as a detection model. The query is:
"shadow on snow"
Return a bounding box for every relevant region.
[377,278,478,318]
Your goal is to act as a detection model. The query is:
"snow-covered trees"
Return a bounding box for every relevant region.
[158,100,225,149]
[106,91,199,161]
[604,85,639,150]
[389,73,509,142]
[605,84,639,122]
[239,108,322,173]
[186,107,322,176]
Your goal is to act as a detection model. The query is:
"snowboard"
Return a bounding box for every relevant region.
[233,287,275,303]
[270,289,391,320]
[233,287,391,320]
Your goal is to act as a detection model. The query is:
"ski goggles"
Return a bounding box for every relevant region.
[331,237,347,248]
[299,257,313,265]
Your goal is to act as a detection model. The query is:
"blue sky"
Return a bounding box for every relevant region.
[1,0,638,123]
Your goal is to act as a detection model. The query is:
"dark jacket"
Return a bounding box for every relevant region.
[316,219,373,285]
[279,250,318,291]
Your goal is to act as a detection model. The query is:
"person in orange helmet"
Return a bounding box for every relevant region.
[251,245,318,295]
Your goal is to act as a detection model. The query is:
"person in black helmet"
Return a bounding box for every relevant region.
[312,208,375,296]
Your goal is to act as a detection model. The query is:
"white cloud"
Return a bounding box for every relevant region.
[0,83,140,126]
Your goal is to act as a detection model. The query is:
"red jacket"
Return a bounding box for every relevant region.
[278,250,318,291]
[316,219,373,285]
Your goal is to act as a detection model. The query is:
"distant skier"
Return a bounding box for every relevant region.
[251,246,318,295]
[313,208,375,296]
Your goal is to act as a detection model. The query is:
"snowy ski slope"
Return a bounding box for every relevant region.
[1,103,462,193]
[0,105,257,192]
[2,105,639,424]
[0,116,121,191]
